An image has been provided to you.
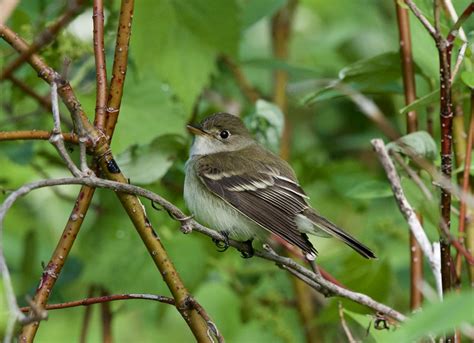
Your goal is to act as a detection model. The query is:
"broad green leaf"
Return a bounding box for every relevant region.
[241,0,287,29]
[245,99,284,153]
[399,89,439,115]
[116,134,185,185]
[387,131,437,161]
[345,180,393,199]
[461,71,474,88]
[386,291,474,343]
[132,0,239,114]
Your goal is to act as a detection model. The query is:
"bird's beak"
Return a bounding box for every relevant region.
[186,124,207,136]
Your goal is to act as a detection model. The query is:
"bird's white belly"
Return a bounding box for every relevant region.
[184,159,260,241]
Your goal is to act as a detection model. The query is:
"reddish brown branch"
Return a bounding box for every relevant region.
[20,293,175,313]
[104,0,135,141]
[395,0,424,310]
[0,130,78,143]
[7,75,51,110]
[1,23,212,342]
[92,0,108,131]
[0,0,84,81]
[221,55,261,103]
[100,288,113,343]
[272,0,297,160]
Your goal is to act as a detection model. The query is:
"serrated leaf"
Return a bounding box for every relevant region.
[386,291,474,343]
[461,71,474,88]
[116,134,185,185]
[387,131,437,161]
[345,180,393,199]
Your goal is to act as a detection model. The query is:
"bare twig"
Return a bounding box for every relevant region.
[49,82,83,177]
[20,293,175,312]
[0,130,79,143]
[371,138,442,298]
[220,55,261,103]
[0,176,407,324]
[443,0,468,82]
[339,303,357,343]
[392,153,433,201]
[403,0,438,40]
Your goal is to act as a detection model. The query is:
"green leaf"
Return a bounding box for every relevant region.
[243,57,321,78]
[387,131,437,161]
[399,89,439,115]
[132,0,239,114]
[345,180,393,199]
[241,0,287,29]
[461,71,474,89]
[116,134,185,185]
[344,309,394,342]
[386,291,474,343]
[245,99,284,153]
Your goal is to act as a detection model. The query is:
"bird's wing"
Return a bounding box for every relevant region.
[194,152,317,257]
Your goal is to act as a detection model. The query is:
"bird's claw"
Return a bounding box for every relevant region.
[213,231,230,252]
[239,239,254,258]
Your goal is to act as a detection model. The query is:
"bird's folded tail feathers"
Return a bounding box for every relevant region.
[303,210,376,259]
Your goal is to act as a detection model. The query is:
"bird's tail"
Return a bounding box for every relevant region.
[303,210,376,259]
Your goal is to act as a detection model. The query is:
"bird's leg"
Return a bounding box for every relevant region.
[239,239,254,258]
[213,231,230,252]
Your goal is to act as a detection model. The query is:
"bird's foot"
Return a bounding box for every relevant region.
[213,231,230,252]
[239,239,254,259]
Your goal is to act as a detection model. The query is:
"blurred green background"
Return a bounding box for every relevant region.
[1,0,473,342]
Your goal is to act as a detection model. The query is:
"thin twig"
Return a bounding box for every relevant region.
[339,303,357,343]
[0,176,407,324]
[403,0,438,40]
[20,293,176,312]
[443,0,469,83]
[48,82,83,177]
[371,138,442,298]
[0,130,79,143]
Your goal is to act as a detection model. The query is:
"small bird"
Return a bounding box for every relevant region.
[184,113,375,260]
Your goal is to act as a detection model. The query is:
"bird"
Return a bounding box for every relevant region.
[184,112,376,260]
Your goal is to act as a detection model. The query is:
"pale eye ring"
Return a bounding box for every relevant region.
[219,130,230,139]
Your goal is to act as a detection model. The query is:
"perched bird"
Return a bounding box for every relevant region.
[184,113,376,260]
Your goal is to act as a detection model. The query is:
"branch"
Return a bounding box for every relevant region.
[371,138,442,298]
[403,0,439,41]
[220,55,261,103]
[0,130,78,143]
[103,0,135,141]
[92,0,108,131]
[0,0,84,80]
[20,293,176,312]
[1,23,212,342]
[48,81,83,177]
[0,176,407,324]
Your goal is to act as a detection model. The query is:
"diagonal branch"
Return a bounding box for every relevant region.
[0,176,407,324]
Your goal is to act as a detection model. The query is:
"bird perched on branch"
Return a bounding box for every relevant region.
[184,112,375,260]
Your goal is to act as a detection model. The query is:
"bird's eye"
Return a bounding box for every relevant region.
[219,130,230,139]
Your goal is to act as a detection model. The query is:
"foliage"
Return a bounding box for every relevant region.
[1,0,473,342]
